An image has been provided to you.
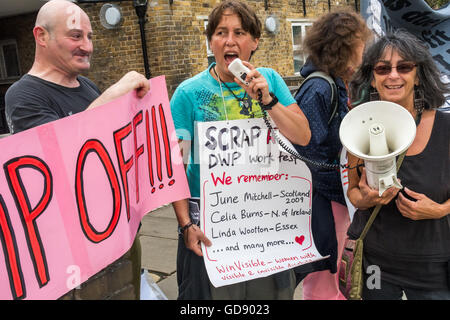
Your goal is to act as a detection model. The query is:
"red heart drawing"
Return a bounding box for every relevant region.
[295,235,305,245]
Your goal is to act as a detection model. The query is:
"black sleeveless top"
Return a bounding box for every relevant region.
[349,110,450,289]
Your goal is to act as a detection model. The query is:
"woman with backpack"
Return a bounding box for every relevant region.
[293,10,372,300]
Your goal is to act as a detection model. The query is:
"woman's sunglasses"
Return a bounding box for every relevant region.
[373,62,417,75]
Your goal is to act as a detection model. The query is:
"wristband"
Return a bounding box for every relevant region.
[180,221,194,234]
[259,92,278,111]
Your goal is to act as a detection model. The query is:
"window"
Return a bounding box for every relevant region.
[196,16,216,65]
[290,20,313,75]
[0,40,21,82]
[203,19,215,65]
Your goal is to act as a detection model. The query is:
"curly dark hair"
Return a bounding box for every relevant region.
[350,29,449,109]
[304,10,372,78]
[205,0,262,42]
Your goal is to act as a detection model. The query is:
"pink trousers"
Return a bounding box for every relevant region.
[302,201,350,300]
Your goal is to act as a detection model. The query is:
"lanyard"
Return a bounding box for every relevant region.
[212,66,253,116]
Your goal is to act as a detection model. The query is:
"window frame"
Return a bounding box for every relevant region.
[196,15,215,65]
[0,39,21,83]
[289,19,313,75]
[202,18,216,65]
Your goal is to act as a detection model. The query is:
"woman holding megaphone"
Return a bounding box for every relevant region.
[346,29,450,300]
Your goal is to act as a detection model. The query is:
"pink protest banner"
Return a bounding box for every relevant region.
[0,76,189,300]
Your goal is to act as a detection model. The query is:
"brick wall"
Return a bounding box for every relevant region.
[0,12,35,80]
[80,3,147,91]
[0,12,36,133]
[0,0,357,96]
[78,0,357,95]
[0,12,35,96]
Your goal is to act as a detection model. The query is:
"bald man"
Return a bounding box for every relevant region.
[5,0,146,299]
[5,0,149,133]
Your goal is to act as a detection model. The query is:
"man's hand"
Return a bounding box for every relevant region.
[88,71,150,109]
[111,71,150,98]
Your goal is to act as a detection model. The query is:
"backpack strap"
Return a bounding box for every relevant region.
[294,71,339,126]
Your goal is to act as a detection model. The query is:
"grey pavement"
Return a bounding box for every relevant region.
[139,204,303,300]
[139,205,179,300]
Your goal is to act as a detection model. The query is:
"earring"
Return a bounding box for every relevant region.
[414,86,425,116]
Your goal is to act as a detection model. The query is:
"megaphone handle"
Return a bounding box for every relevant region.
[359,151,407,240]
[378,175,403,196]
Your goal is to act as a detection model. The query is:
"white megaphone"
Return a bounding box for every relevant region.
[339,101,416,196]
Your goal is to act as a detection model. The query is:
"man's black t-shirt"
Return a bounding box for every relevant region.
[5,74,101,134]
